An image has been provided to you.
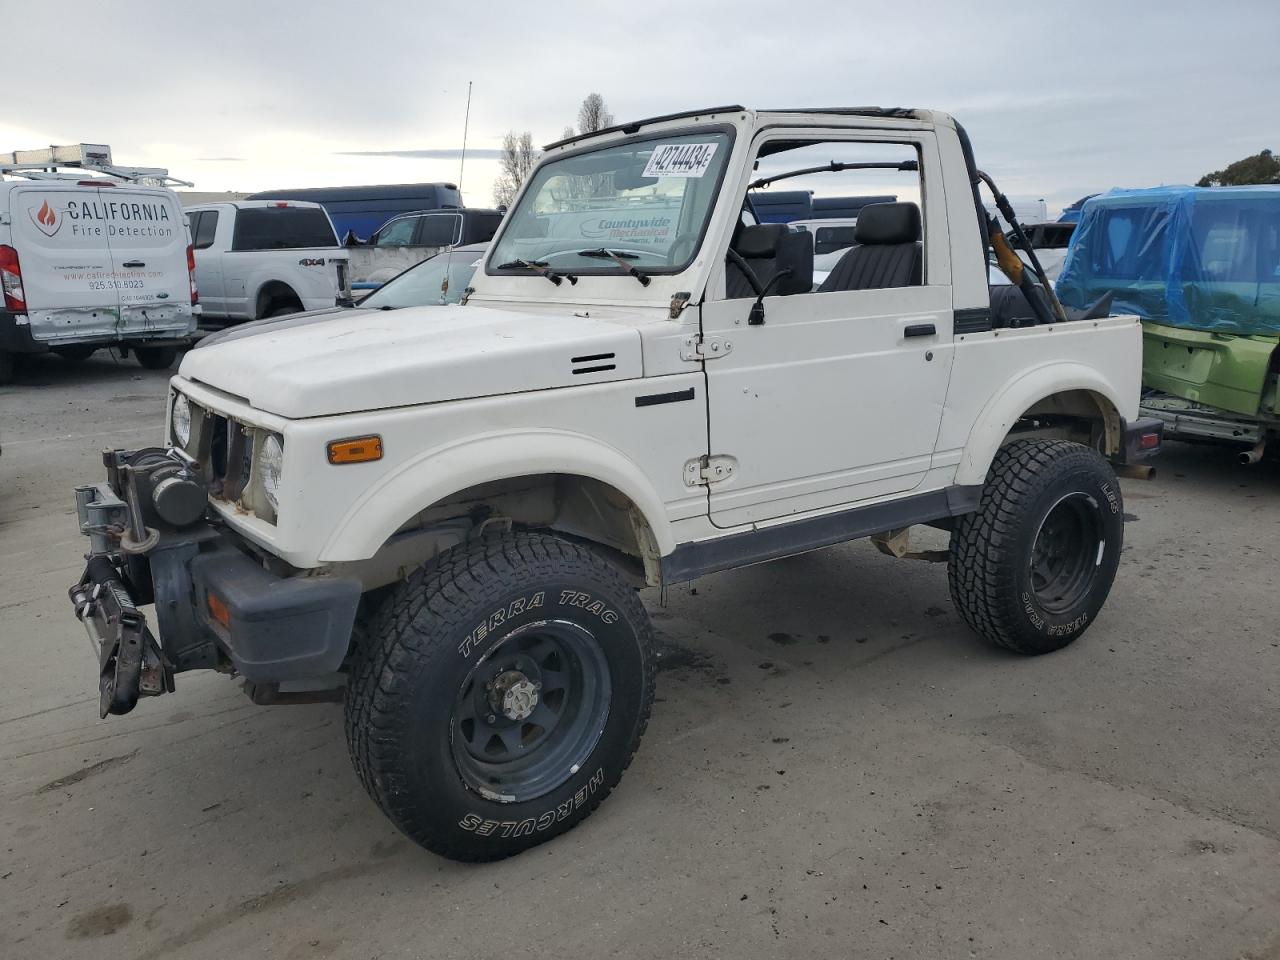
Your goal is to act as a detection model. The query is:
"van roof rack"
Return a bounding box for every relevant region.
[0,143,193,187]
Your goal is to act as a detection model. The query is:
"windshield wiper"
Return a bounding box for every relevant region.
[577,248,651,286]
[495,259,577,286]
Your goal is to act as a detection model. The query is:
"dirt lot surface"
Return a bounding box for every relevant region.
[2,352,1278,960]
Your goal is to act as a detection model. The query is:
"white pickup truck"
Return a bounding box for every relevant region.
[0,147,197,382]
[67,105,1161,863]
[184,199,350,324]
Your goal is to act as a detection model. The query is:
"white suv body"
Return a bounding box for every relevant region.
[68,106,1162,863]
[185,200,349,322]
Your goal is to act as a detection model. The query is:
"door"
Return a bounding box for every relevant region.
[9,183,121,343]
[189,209,227,315]
[700,133,954,528]
[105,186,193,337]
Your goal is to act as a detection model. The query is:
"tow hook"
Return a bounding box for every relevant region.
[70,557,173,718]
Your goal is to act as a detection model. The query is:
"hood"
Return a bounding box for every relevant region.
[178,303,643,418]
[195,305,352,349]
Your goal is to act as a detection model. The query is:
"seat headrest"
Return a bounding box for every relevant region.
[854,202,921,245]
[735,223,790,258]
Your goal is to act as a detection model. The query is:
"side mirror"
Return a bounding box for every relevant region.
[772,229,814,296]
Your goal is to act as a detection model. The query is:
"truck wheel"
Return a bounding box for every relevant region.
[948,438,1124,655]
[0,350,13,385]
[134,346,177,370]
[345,531,656,861]
[54,345,96,364]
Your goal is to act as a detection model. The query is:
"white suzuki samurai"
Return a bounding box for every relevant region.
[68,106,1162,862]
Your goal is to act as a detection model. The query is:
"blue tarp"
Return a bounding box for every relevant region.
[1056,185,1280,336]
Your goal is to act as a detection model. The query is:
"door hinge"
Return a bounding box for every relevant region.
[669,291,691,319]
[684,454,738,487]
[680,335,733,362]
[0,212,10,225]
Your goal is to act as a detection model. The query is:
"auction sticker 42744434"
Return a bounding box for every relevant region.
[643,142,719,178]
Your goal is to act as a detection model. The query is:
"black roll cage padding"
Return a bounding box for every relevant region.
[748,159,918,191]
[975,168,1068,323]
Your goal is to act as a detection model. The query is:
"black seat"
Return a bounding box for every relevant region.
[726,224,813,299]
[817,202,922,292]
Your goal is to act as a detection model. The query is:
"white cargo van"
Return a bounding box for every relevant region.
[0,146,197,383]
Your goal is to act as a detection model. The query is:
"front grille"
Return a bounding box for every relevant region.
[182,401,253,504]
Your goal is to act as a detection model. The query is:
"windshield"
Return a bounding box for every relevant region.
[488,130,733,277]
[361,249,484,308]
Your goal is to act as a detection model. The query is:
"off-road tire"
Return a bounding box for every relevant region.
[948,438,1124,655]
[134,346,178,370]
[345,531,656,862]
[265,303,302,318]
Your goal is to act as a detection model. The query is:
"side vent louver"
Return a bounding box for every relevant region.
[571,352,616,375]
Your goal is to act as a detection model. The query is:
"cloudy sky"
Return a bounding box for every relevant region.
[7,0,1276,216]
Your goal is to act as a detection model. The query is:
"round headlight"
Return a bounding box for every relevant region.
[172,394,192,448]
[258,433,284,511]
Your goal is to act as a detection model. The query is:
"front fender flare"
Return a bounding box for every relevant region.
[318,429,676,562]
[954,362,1128,486]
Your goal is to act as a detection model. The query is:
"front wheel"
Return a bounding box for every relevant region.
[345,531,655,861]
[134,346,177,370]
[948,438,1124,655]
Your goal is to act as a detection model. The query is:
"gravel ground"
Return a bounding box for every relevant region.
[1,351,1277,960]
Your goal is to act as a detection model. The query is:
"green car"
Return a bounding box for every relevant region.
[1058,185,1279,462]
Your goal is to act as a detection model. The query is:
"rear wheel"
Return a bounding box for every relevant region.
[54,345,96,363]
[948,438,1124,655]
[134,346,178,370]
[265,302,302,318]
[345,531,655,861]
[0,350,13,385]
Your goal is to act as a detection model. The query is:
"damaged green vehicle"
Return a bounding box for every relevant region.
[1058,185,1279,463]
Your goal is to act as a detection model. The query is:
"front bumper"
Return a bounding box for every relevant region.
[69,450,360,716]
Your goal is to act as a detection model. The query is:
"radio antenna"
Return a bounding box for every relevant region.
[441,80,472,304]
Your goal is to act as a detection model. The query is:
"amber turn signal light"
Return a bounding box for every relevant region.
[327,436,383,465]
[207,591,231,629]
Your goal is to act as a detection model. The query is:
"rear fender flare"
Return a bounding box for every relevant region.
[954,363,1128,485]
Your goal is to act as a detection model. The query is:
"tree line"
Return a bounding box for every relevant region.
[493,93,613,207]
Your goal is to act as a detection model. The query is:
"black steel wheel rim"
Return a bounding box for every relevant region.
[1029,492,1104,615]
[450,619,611,803]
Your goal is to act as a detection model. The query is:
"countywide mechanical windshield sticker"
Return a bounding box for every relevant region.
[642,142,718,178]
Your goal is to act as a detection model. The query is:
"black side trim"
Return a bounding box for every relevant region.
[661,483,984,585]
[954,307,993,334]
[635,387,695,408]
[572,364,616,375]
[572,352,615,363]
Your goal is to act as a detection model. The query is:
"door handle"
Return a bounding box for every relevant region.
[122,260,145,268]
[903,323,936,338]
